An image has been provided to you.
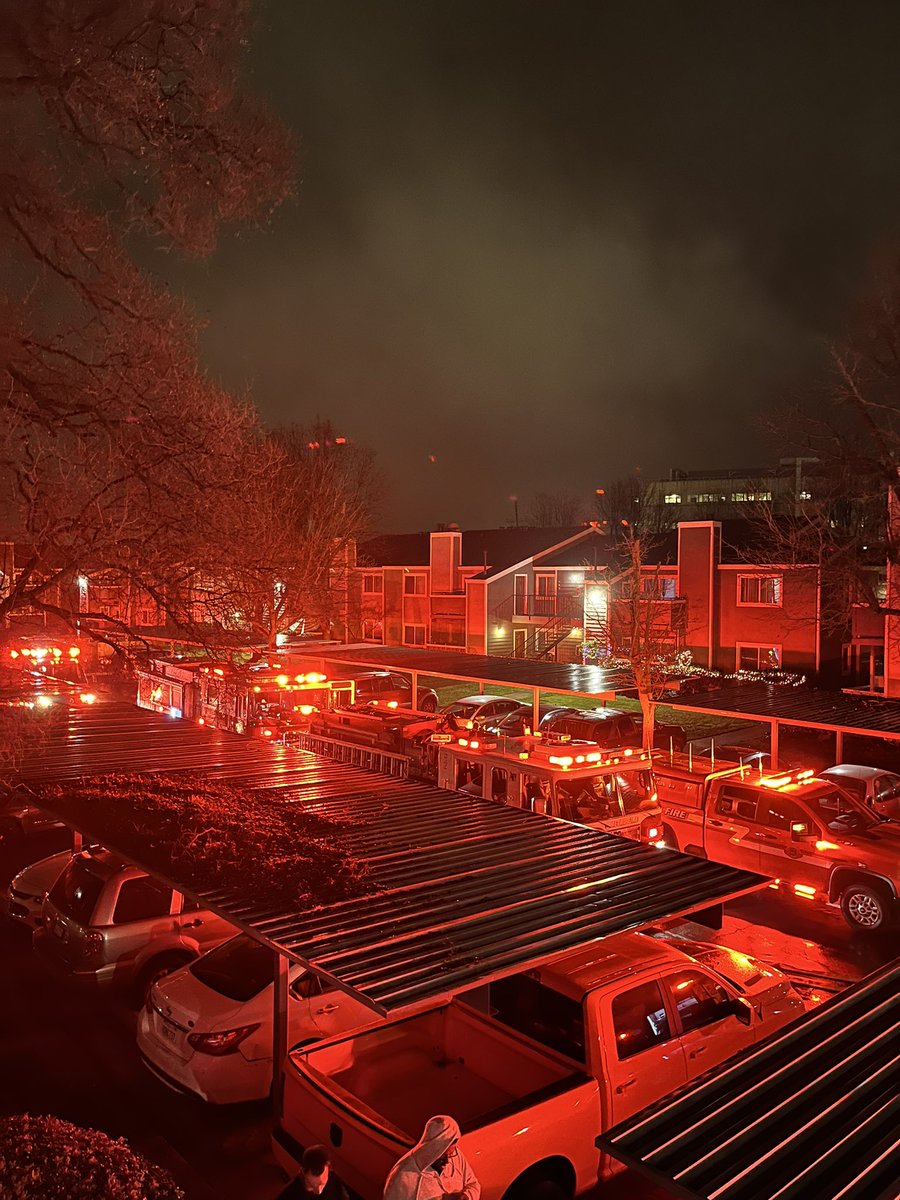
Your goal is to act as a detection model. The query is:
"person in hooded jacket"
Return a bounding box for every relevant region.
[383,1115,481,1200]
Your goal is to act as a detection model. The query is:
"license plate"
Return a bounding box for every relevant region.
[161,1021,177,1044]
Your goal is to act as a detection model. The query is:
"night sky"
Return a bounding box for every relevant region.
[160,1,900,532]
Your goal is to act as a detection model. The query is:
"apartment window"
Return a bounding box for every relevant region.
[737,574,782,606]
[664,493,682,504]
[362,618,383,642]
[362,574,383,594]
[403,574,427,595]
[737,644,781,671]
[799,490,812,501]
[641,576,677,600]
[731,491,772,503]
[403,624,426,646]
[430,618,466,647]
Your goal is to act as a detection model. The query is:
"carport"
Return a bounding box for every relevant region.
[659,681,900,768]
[295,644,636,726]
[597,956,899,1200]
[23,702,764,1120]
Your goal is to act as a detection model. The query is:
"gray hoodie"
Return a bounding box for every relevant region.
[383,1115,481,1200]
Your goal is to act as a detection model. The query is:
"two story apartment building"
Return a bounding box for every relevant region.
[349,521,848,682]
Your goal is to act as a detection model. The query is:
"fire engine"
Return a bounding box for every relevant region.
[304,704,661,839]
[434,731,660,840]
[136,658,354,737]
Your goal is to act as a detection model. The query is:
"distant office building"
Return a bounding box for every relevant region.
[645,458,817,526]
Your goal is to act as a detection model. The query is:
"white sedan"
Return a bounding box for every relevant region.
[137,933,376,1103]
[4,849,73,931]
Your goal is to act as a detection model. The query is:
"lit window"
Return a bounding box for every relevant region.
[737,575,782,606]
[799,490,811,501]
[664,494,682,504]
[737,645,781,671]
[362,574,383,594]
[403,574,427,595]
[403,624,426,646]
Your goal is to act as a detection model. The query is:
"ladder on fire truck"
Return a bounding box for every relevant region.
[291,731,410,778]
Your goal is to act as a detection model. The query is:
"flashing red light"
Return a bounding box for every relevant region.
[595,488,605,495]
[198,717,205,725]
[9,650,18,659]
[68,646,80,658]
[262,728,273,738]
[335,436,347,445]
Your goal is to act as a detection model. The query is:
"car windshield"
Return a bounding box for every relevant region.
[807,787,880,831]
[48,858,104,923]
[190,934,274,1001]
[444,701,481,717]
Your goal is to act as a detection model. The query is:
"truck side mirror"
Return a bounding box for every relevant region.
[730,997,753,1025]
[791,820,811,841]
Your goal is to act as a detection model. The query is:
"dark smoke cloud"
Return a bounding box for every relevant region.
[161,0,900,530]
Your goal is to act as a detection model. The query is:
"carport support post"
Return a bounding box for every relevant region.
[835,729,843,762]
[271,952,289,1120]
[770,720,779,769]
[411,669,419,709]
[532,686,540,731]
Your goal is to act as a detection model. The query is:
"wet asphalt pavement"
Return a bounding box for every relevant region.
[0,827,895,1200]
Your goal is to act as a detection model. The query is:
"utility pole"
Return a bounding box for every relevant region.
[509,494,519,528]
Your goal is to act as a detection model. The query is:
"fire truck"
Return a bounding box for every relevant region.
[136,658,354,738]
[434,732,660,840]
[303,704,661,840]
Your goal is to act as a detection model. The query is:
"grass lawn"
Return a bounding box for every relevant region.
[424,677,755,741]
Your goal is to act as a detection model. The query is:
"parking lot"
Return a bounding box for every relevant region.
[3,822,896,1200]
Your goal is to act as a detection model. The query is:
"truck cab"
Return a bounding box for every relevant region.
[653,757,900,930]
[435,733,660,839]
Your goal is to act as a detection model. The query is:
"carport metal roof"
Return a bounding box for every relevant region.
[663,682,900,740]
[24,703,764,1016]
[302,645,635,700]
[597,957,900,1200]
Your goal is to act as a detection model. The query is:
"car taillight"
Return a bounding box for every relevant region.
[187,1023,260,1056]
[81,929,104,959]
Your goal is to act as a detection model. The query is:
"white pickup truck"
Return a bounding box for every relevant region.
[273,931,805,1200]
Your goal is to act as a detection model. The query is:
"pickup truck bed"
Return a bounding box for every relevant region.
[300,1000,583,1139]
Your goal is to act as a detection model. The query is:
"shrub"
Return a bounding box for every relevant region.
[0,1114,184,1199]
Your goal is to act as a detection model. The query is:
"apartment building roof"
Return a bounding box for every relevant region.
[358,525,607,577]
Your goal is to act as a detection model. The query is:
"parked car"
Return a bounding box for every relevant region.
[490,704,571,737]
[35,847,235,1003]
[540,707,688,752]
[440,695,524,731]
[138,933,376,1103]
[350,671,439,713]
[819,765,900,820]
[273,931,805,1200]
[3,849,73,931]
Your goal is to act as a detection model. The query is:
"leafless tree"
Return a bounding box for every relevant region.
[754,255,900,636]
[526,490,586,527]
[0,1,293,654]
[588,478,685,747]
[200,423,383,649]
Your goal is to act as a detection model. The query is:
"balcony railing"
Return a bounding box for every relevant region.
[512,591,584,619]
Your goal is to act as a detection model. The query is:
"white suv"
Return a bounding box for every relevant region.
[35,847,235,1004]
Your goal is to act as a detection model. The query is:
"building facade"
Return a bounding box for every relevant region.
[349,521,868,685]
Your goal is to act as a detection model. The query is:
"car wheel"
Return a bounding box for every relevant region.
[419,695,437,713]
[131,952,194,1010]
[840,881,892,931]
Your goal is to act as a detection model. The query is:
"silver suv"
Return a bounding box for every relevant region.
[35,848,235,1004]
